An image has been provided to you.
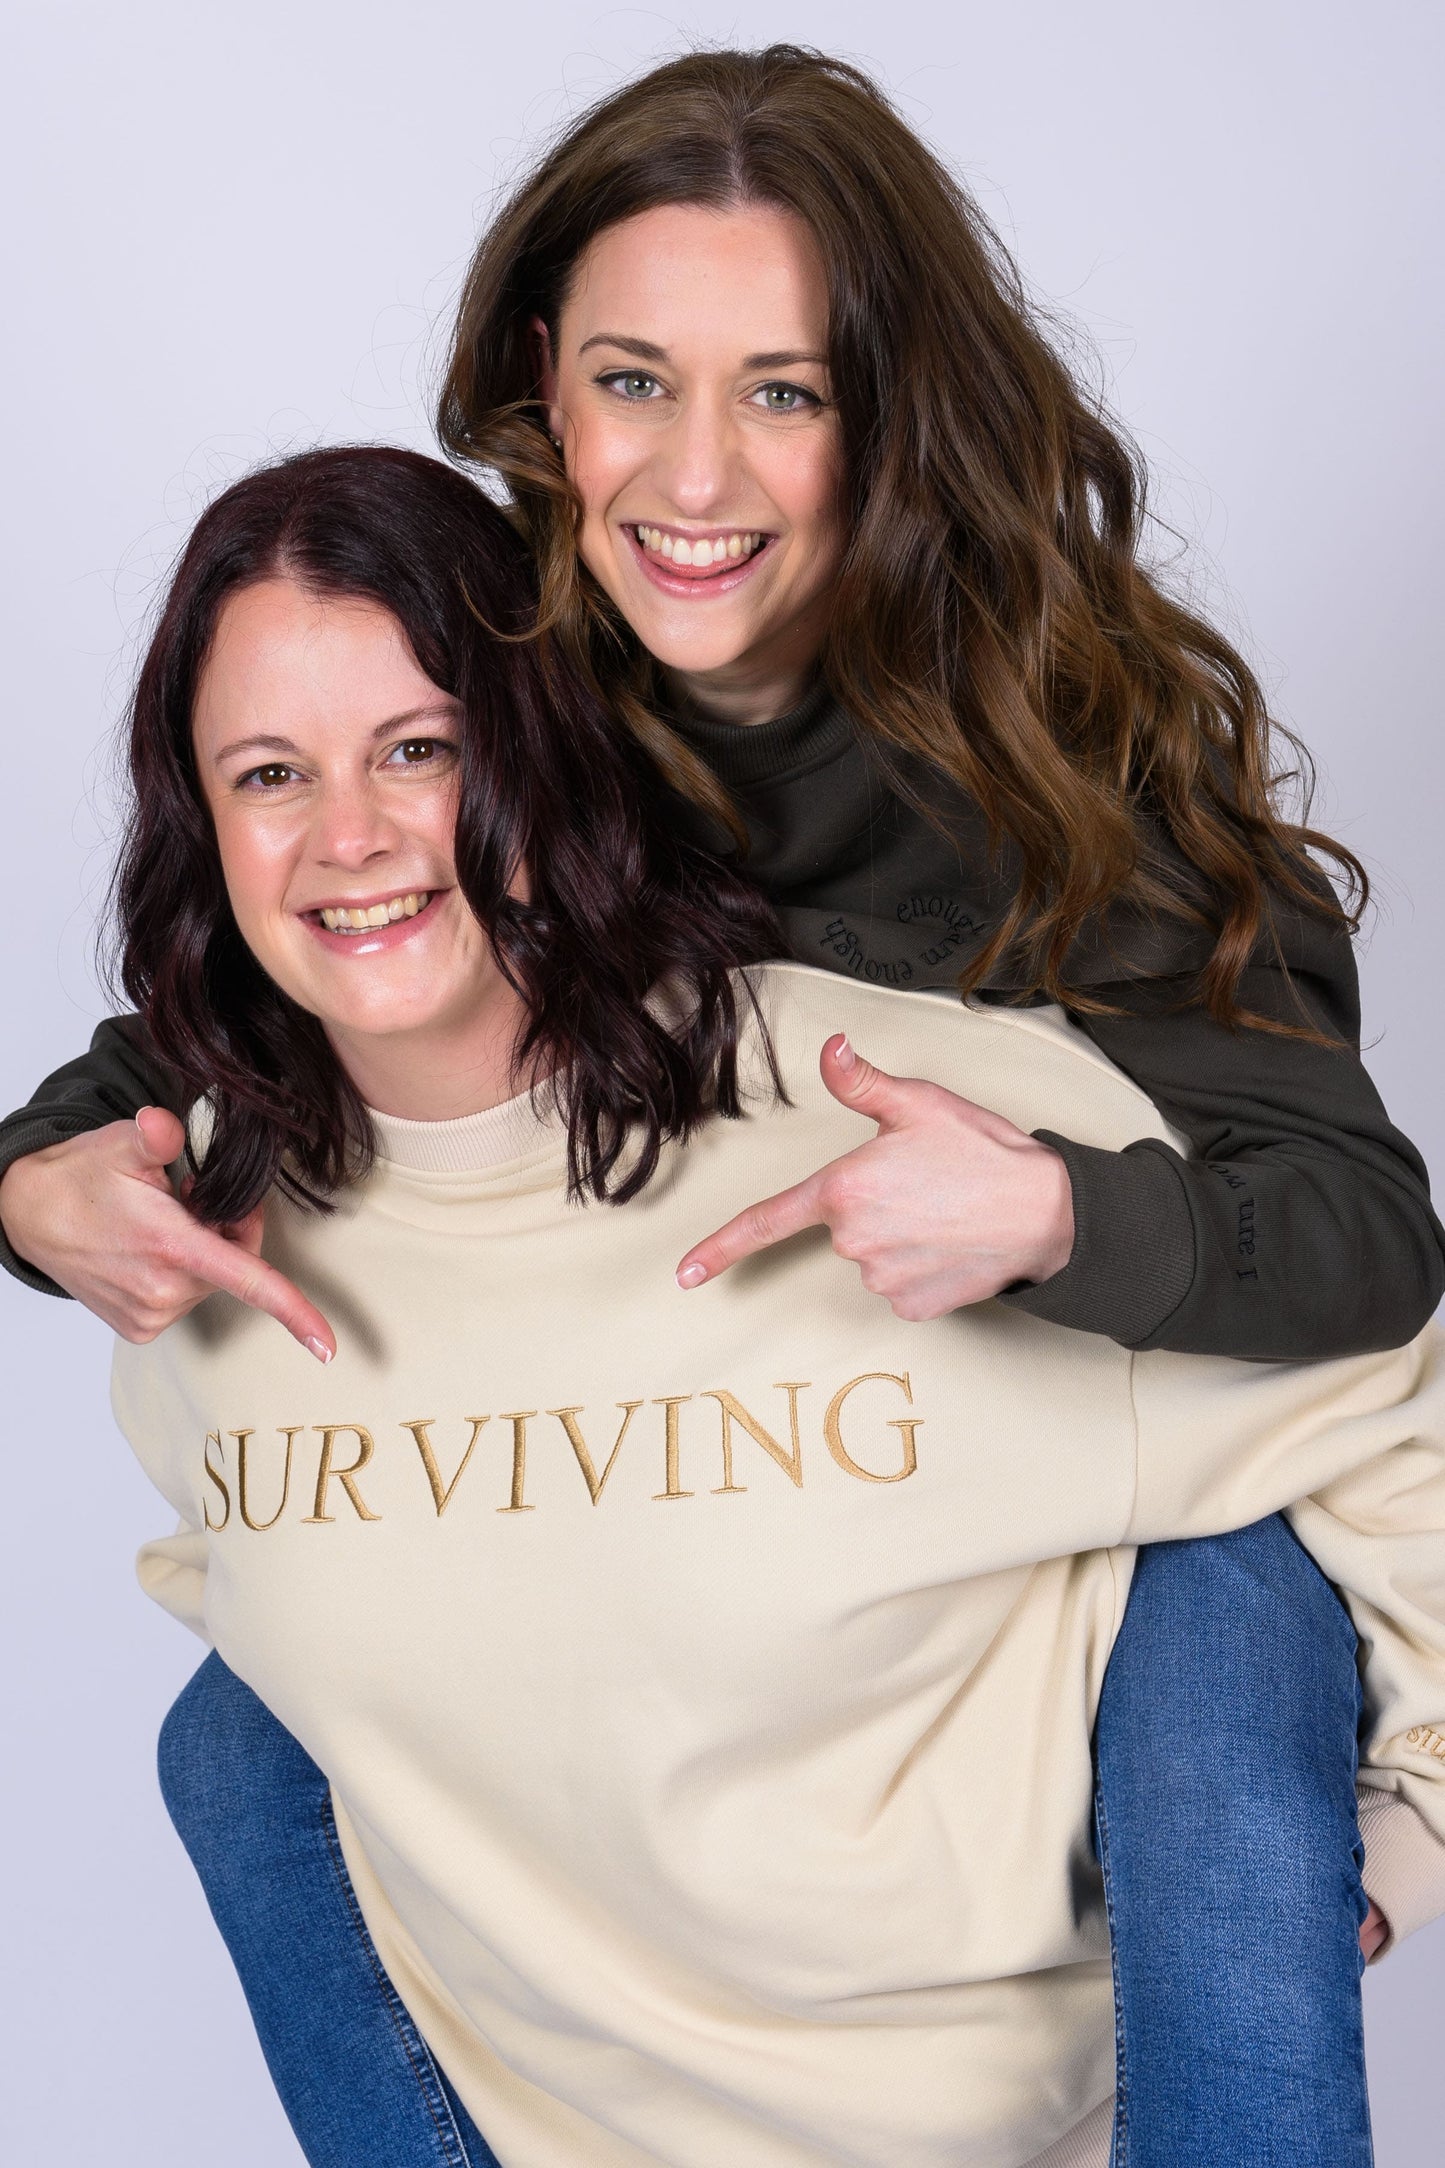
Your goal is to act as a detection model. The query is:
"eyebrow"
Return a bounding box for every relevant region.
[577,333,828,371]
[211,701,458,766]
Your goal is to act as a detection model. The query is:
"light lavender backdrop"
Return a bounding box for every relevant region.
[2,2,1439,2159]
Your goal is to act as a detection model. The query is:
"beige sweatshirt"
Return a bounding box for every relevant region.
[111,965,1445,2168]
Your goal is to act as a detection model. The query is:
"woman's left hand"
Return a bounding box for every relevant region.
[676,1034,1075,1321]
[1360,1901,1389,1963]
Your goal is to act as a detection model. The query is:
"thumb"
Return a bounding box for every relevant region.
[818,1034,911,1128]
[132,1104,187,1170]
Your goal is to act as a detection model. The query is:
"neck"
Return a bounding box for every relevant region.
[327,988,530,1124]
[664,623,825,730]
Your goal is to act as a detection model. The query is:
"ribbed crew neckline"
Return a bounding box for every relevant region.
[666,678,851,788]
[368,1086,562,1175]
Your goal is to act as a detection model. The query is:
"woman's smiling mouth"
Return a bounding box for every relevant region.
[304,888,443,953]
[626,522,775,592]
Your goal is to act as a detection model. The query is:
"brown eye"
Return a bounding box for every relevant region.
[386,738,456,769]
[256,763,294,787]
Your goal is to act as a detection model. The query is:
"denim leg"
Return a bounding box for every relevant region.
[158,1653,502,2168]
[1094,1515,1372,2168]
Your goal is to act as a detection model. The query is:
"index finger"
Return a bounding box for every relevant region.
[676,1171,828,1288]
[182,1221,336,1361]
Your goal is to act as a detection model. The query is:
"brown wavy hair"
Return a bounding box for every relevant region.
[438,42,1363,1032]
[114,446,782,1224]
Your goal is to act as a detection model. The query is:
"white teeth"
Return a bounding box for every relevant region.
[638,526,766,566]
[319,892,429,934]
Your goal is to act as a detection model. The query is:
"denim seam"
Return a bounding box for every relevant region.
[319,1791,476,2168]
[1093,1775,1129,2168]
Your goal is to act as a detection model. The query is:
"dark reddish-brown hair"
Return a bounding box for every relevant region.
[114,445,781,1224]
[439,42,1363,1031]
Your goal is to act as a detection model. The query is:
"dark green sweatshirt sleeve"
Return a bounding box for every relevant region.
[0,1015,181,1295]
[1001,933,1445,1359]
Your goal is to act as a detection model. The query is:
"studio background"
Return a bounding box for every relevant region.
[3,2,1440,2159]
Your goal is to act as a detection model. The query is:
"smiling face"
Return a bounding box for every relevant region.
[541,201,846,725]
[192,577,527,1119]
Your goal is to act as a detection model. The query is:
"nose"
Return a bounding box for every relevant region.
[310,772,404,873]
[653,389,743,521]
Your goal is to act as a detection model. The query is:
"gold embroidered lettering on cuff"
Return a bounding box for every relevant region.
[404,1416,490,1517]
[549,1402,641,1505]
[704,1384,811,1493]
[234,1426,301,1532]
[305,1425,381,1523]
[822,1372,923,1484]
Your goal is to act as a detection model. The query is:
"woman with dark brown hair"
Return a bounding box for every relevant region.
[99,442,1445,2168]
[3,43,1440,2166]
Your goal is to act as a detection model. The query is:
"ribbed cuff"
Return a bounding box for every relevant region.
[0,1116,89,1297]
[1022,2094,1112,2168]
[999,1134,1195,1347]
[1357,1787,1445,1958]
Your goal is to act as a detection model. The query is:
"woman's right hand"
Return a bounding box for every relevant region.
[0,1106,336,1359]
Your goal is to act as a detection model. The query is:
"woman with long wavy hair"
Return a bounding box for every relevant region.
[4,44,1442,2167]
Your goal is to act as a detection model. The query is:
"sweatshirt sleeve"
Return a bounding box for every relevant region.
[0,1014,179,1296]
[1287,1440,1445,1931]
[1127,1332,1445,1893]
[1002,911,1444,1360]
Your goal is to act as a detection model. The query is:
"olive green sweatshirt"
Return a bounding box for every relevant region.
[111,968,1445,2168]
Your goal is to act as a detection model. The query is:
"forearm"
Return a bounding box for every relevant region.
[1005,1131,1443,1359]
[1295,1468,1445,1952]
[1003,961,1442,1360]
[0,1014,179,1292]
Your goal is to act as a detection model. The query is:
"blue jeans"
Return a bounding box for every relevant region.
[158,1516,1372,2167]
[158,1662,500,2168]
[1095,1515,1372,2166]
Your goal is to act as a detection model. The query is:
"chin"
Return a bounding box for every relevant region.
[629,610,765,678]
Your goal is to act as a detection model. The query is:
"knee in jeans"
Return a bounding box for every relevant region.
[1137,1517,1353,1641]
[156,1653,263,1860]
[158,1658,219,1849]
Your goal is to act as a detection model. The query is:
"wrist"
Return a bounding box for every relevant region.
[0,1148,39,1248]
[1023,1140,1075,1285]
[0,1145,59,1282]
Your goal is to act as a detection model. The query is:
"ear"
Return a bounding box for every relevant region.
[530,316,564,442]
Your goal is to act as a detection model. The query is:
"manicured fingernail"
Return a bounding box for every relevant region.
[834,1034,856,1070]
[676,1261,707,1289]
[305,1337,333,1364]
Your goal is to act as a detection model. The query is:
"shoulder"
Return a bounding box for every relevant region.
[739,963,1179,1154]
